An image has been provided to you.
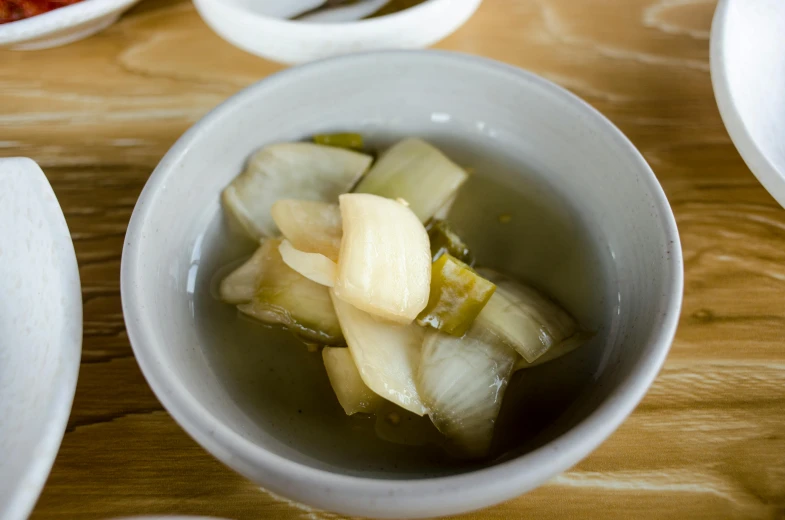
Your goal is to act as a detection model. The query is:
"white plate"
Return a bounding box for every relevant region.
[711,0,785,207]
[0,158,82,520]
[0,0,140,50]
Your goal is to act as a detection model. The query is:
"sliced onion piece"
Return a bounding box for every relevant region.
[432,192,457,221]
[417,325,518,459]
[334,193,431,324]
[354,138,469,223]
[235,238,343,345]
[223,143,371,239]
[271,199,342,261]
[279,239,337,287]
[322,347,383,415]
[219,243,266,304]
[475,268,579,363]
[514,331,592,370]
[330,291,427,416]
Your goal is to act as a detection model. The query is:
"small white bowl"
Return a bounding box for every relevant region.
[0,0,140,50]
[192,0,483,64]
[111,517,230,520]
[0,158,82,520]
[121,51,683,518]
[711,0,785,208]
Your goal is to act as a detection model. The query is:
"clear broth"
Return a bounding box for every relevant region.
[191,136,616,477]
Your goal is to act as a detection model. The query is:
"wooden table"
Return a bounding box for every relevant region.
[2,0,783,518]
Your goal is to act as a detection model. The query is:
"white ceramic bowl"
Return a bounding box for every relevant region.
[0,0,140,50]
[192,0,483,64]
[121,51,683,518]
[0,158,82,520]
[111,517,229,520]
[711,0,785,208]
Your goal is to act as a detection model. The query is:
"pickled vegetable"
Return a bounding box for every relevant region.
[475,268,579,363]
[369,0,427,18]
[427,219,473,264]
[313,133,364,151]
[417,325,518,458]
[323,347,383,415]
[219,244,267,304]
[354,138,469,223]
[334,193,431,324]
[214,134,596,458]
[234,238,343,345]
[416,253,496,336]
[223,143,371,239]
[432,193,456,221]
[278,239,337,287]
[331,291,427,415]
[271,199,342,261]
[514,331,592,370]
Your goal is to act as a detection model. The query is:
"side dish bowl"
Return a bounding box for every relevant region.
[711,0,785,208]
[192,0,483,64]
[0,158,82,520]
[121,51,683,518]
[0,0,140,50]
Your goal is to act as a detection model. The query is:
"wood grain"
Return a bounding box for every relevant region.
[0,0,783,518]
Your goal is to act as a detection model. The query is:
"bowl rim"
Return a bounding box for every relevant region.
[196,0,472,30]
[710,0,785,209]
[121,50,683,518]
[0,0,139,42]
[0,158,82,520]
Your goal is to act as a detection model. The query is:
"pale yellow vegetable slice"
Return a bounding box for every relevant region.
[322,347,383,415]
[354,138,469,222]
[312,133,364,150]
[278,239,337,287]
[235,238,343,345]
[432,192,457,221]
[222,143,371,239]
[417,325,518,459]
[330,291,427,415]
[219,243,266,304]
[513,332,592,370]
[334,193,431,324]
[475,268,579,363]
[271,199,343,261]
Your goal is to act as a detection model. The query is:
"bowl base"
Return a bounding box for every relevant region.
[9,14,119,50]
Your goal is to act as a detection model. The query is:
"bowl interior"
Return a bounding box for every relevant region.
[192,0,483,65]
[124,53,679,482]
[227,0,430,20]
[194,131,611,476]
